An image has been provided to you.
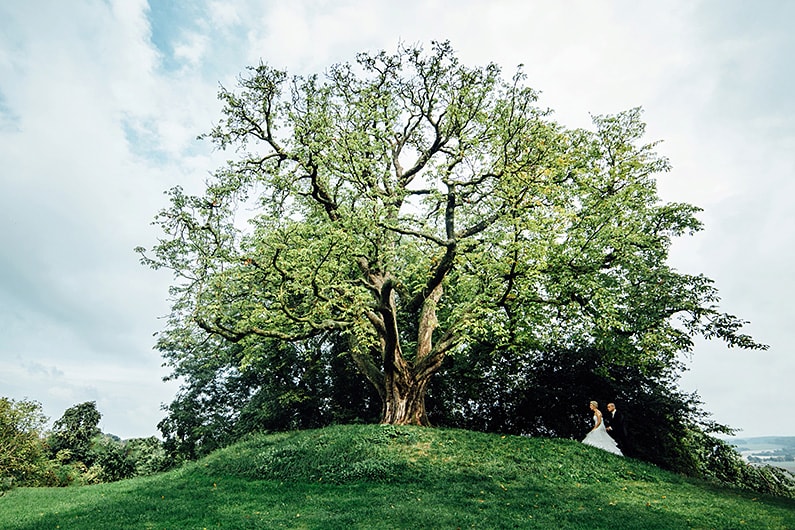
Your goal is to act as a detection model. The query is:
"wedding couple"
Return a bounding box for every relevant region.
[581,400,627,456]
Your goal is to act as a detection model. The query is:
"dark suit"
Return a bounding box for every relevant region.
[605,409,628,454]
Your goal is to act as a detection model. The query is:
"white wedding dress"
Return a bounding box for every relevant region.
[582,414,622,456]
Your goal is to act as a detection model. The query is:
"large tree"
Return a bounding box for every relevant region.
[48,401,101,465]
[0,397,49,488]
[140,42,763,426]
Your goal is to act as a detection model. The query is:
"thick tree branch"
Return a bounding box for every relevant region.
[378,279,402,371]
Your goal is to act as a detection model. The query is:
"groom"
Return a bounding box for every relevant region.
[604,402,628,454]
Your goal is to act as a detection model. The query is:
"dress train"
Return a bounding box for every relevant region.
[582,414,622,456]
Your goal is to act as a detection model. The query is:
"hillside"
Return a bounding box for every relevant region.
[1,425,794,529]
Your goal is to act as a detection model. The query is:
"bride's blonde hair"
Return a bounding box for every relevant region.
[589,400,599,408]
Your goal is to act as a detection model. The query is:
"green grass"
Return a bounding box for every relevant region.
[2,424,794,529]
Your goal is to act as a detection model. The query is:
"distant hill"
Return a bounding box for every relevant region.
[729,436,795,449]
[1,425,793,529]
[728,436,795,473]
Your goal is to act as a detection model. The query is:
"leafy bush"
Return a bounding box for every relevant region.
[47,401,101,466]
[0,397,51,487]
[1,397,176,489]
[125,436,171,476]
[0,476,13,496]
[157,336,380,462]
[684,429,795,498]
[89,435,135,482]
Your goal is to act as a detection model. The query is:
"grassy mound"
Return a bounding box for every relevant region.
[1,424,794,529]
[201,424,658,485]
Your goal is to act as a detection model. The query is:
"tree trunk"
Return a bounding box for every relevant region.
[381,371,430,426]
[379,284,443,426]
[362,272,444,426]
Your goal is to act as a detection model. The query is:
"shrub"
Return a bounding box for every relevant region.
[0,397,50,487]
[89,435,135,482]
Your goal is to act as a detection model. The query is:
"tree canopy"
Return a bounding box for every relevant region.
[140,41,764,427]
[48,401,102,465]
[0,397,49,488]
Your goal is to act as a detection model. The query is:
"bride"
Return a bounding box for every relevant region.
[582,401,622,456]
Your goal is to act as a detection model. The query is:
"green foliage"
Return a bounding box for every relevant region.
[682,430,795,498]
[138,40,772,505]
[0,397,50,488]
[1,426,793,529]
[43,434,171,487]
[140,41,764,432]
[42,460,84,487]
[157,333,380,461]
[87,434,135,483]
[1,398,173,490]
[125,436,171,477]
[47,401,101,466]
[428,342,795,497]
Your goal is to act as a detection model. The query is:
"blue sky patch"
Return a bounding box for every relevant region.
[147,0,205,72]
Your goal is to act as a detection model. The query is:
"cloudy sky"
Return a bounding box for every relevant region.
[1,0,792,440]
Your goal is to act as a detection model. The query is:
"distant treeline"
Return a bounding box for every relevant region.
[731,437,795,451]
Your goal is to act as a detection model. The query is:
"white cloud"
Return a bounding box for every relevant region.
[208,1,242,29]
[173,31,209,68]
